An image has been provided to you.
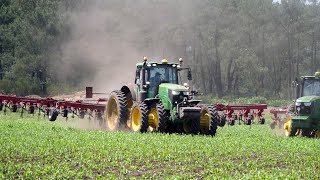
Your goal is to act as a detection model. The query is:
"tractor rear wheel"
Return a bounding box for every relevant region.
[199,106,218,136]
[284,116,299,137]
[301,129,312,137]
[148,103,167,132]
[106,91,128,131]
[130,103,149,133]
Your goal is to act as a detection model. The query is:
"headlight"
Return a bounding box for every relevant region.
[295,102,301,106]
[172,90,180,95]
[304,102,312,106]
[183,91,189,95]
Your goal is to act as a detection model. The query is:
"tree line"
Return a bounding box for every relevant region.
[0,0,319,99]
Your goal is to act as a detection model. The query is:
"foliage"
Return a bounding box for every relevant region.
[0,0,320,98]
[198,95,292,107]
[0,113,319,179]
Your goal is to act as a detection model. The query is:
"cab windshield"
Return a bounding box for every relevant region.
[148,65,178,89]
[303,79,320,96]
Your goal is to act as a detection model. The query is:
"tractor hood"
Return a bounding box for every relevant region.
[159,83,189,91]
[296,96,320,103]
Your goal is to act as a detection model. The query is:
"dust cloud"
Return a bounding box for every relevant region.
[57,0,200,93]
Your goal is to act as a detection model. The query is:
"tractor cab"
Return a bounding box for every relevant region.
[134,57,192,101]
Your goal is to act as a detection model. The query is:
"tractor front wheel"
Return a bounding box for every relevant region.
[130,103,149,133]
[284,116,299,137]
[106,91,128,131]
[199,106,218,136]
[148,103,167,132]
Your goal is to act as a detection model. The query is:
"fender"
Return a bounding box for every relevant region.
[121,84,138,109]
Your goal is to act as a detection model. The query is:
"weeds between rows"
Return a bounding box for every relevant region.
[0,113,319,179]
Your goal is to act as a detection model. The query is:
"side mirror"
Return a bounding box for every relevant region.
[187,69,192,80]
[191,90,198,96]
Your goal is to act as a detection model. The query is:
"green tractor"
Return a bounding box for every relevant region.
[284,72,320,138]
[106,57,222,135]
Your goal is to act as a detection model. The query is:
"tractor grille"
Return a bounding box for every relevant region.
[297,104,312,115]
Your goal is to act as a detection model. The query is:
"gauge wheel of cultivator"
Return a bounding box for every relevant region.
[12,104,18,112]
[0,102,3,111]
[148,103,167,132]
[245,118,252,125]
[48,108,58,121]
[199,106,217,136]
[229,119,235,126]
[284,116,299,137]
[259,117,265,125]
[106,90,128,131]
[218,112,226,127]
[130,103,149,133]
[79,111,85,119]
[183,118,200,135]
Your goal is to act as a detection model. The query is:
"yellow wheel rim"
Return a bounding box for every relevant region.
[131,107,141,132]
[200,110,210,132]
[106,98,118,130]
[148,108,159,131]
[284,116,299,136]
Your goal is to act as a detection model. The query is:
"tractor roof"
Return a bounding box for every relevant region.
[136,61,180,68]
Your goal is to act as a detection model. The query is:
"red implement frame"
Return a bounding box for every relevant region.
[0,95,107,120]
[214,104,267,125]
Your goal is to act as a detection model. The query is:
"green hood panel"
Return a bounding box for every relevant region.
[296,96,320,103]
[159,83,188,91]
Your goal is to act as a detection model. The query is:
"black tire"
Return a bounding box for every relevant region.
[79,111,85,119]
[130,103,149,133]
[245,118,252,125]
[229,119,235,126]
[0,102,3,111]
[106,90,128,131]
[62,109,68,117]
[217,112,226,127]
[191,117,200,135]
[199,105,217,136]
[12,104,18,112]
[29,106,35,114]
[48,108,58,121]
[259,117,265,125]
[301,129,312,137]
[149,103,168,132]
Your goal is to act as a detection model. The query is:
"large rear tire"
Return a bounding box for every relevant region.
[148,103,167,132]
[106,91,128,131]
[199,106,218,136]
[130,103,149,133]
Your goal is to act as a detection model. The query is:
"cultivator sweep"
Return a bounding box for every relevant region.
[214,104,267,126]
[0,93,107,122]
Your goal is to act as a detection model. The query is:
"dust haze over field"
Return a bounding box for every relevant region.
[58,0,200,93]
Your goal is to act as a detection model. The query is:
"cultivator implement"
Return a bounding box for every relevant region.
[0,94,107,122]
[214,104,267,126]
[269,107,289,129]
